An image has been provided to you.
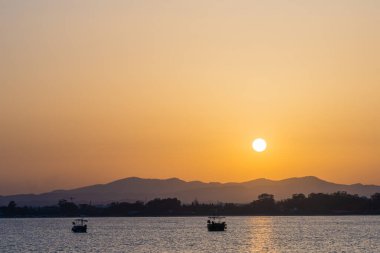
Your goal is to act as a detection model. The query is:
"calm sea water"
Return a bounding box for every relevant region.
[1,216,379,252]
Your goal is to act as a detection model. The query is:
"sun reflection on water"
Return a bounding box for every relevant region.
[249,217,277,253]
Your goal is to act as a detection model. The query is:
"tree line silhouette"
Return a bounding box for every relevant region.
[2,191,380,217]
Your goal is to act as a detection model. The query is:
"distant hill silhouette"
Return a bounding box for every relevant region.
[1,176,380,206]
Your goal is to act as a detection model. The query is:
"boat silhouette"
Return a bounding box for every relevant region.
[72,218,88,233]
[207,216,227,231]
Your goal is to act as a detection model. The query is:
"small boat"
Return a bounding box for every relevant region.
[207,216,227,231]
[72,218,88,233]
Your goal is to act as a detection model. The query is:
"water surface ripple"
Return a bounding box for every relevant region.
[1,216,379,252]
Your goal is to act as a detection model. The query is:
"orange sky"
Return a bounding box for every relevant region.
[1,1,379,194]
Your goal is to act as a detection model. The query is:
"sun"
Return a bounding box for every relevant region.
[252,138,267,152]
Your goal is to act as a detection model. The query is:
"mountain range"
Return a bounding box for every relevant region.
[1,176,380,206]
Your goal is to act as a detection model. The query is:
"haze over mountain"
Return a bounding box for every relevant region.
[1,176,380,206]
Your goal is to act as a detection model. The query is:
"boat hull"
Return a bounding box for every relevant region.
[72,225,87,233]
[207,223,226,231]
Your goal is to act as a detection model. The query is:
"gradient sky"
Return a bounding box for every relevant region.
[1,1,380,195]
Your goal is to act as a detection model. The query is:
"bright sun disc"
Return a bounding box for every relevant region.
[252,138,267,152]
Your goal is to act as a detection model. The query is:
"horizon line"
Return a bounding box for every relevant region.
[2,175,377,197]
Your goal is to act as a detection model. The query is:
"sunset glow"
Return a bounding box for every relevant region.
[252,138,267,152]
[1,1,380,195]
